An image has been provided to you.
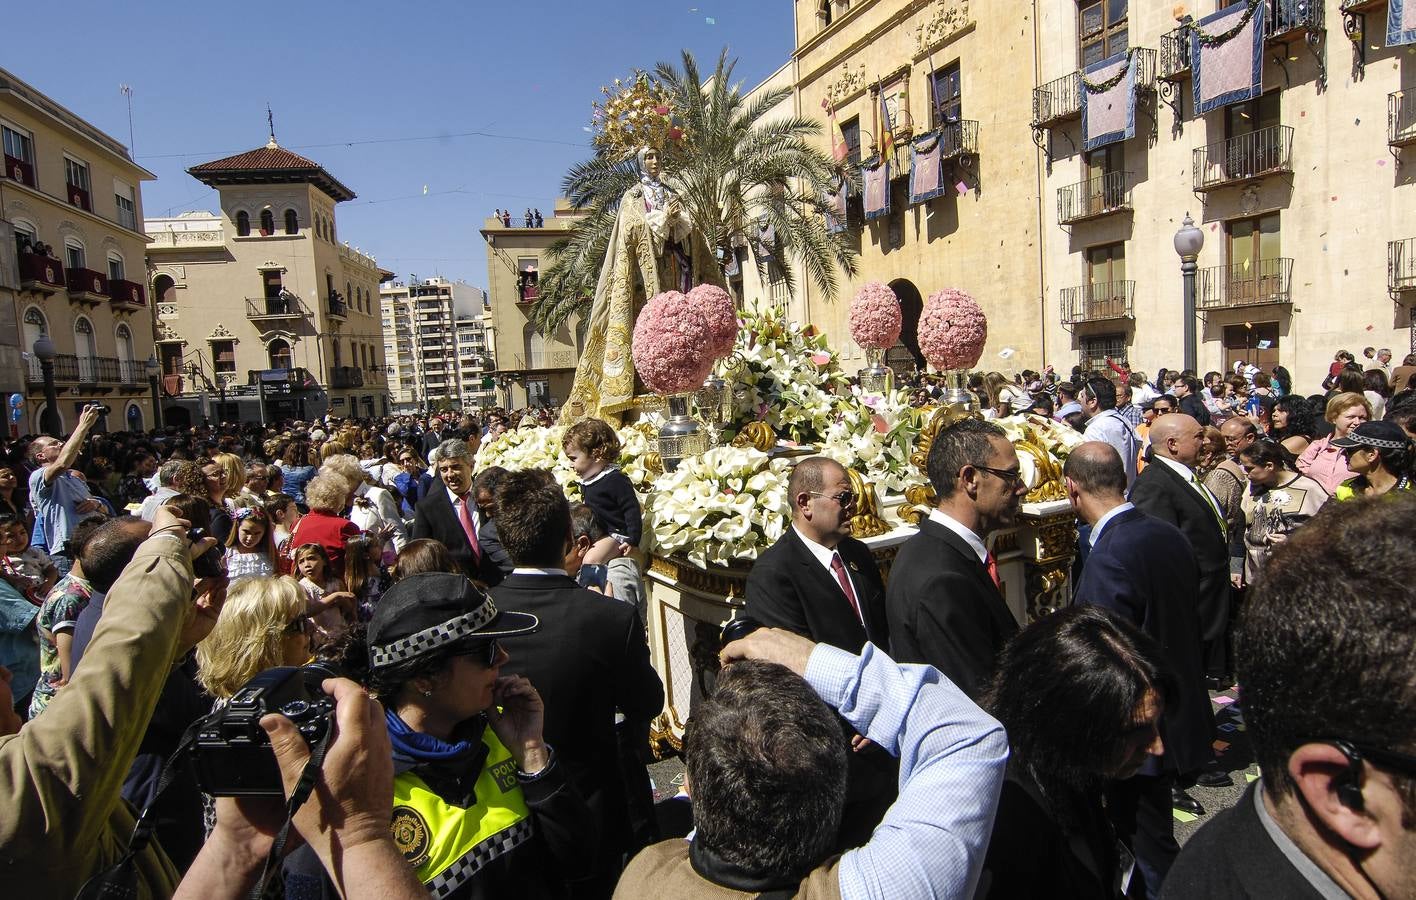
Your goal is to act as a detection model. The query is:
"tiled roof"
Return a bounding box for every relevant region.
[189,144,325,173]
[187,142,356,201]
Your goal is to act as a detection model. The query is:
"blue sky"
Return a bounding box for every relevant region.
[6,0,795,288]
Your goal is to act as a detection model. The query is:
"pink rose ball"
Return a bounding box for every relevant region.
[632,290,717,395]
[687,283,738,358]
[918,288,988,371]
[848,281,903,350]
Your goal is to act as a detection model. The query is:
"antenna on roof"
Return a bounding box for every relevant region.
[266,104,277,148]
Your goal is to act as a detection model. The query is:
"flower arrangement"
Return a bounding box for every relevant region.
[476,423,659,503]
[847,281,903,350]
[633,290,717,394]
[918,288,987,371]
[725,308,848,445]
[820,389,924,494]
[645,445,792,567]
[688,283,739,358]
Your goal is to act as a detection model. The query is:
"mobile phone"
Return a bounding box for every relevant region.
[577,564,609,590]
[611,532,633,547]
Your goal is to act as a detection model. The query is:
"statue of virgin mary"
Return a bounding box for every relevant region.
[561,146,724,423]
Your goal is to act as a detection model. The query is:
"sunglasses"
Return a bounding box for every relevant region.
[974,465,1024,484]
[460,638,501,668]
[807,490,856,506]
[1328,739,1416,778]
[284,614,313,637]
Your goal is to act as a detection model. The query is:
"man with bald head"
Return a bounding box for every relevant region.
[1130,414,1232,692]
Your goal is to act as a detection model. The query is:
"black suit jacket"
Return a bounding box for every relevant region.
[1160,784,1326,899]
[1073,506,1215,775]
[885,516,1019,699]
[494,573,665,876]
[409,487,504,587]
[1128,459,1229,645]
[743,529,888,652]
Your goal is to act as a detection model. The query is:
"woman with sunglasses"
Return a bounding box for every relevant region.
[1237,442,1329,586]
[283,571,593,899]
[1330,421,1416,500]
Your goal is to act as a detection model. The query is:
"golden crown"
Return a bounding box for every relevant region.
[591,71,687,158]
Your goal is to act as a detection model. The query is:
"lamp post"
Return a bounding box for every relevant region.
[33,335,60,436]
[145,353,163,430]
[1173,212,1205,374]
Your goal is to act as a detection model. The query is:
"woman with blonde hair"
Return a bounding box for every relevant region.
[287,472,360,572]
[321,453,406,555]
[212,452,246,510]
[1296,392,1372,494]
[195,575,312,699]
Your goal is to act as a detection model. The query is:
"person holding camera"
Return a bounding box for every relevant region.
[0,504,219,899]
[283,570,597,899]
[27,403,106,578]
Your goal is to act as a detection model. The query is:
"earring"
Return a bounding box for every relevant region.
[423,690,433,697]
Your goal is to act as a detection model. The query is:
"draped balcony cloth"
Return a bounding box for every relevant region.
[1191,0,1266,115]
[822,178,849,234]
[863,159,891,221]
[1081,51,1137,151]
[909,132,946,205]
[1390,0,1416,46]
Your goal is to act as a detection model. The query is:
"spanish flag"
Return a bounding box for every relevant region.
[878,87,893,158]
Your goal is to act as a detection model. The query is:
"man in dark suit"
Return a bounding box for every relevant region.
[409,437,504,586]
[1064,442,1216,899]
[886,417,1028,700]
[1171,375,1211,426]
[744,455,893,850]
[1162,496,1416,899]
[1128,414,1229,687]
[492,470,664,899]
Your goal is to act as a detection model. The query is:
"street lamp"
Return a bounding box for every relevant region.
[146,353,163,430]
[32,335,59,436]
[1173,212,1205,373]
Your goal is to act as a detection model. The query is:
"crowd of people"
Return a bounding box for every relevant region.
[0,345,1411,900]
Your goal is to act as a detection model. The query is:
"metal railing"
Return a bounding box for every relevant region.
[1058,172,1133,224]
[246,296,306,318]
[327,294,348,318]
[1390,91,1416,147]
[119,359,144,385]
[329,366,364,388]
[507,351,576,370]
[1267,0,1323,39]
[1032,71,1081,127]
[938,119,979,160]
[1197,258,1294,309]
[1390,238,1416,294]
[1192,125,1294,191]
[1061,281,1135,324]
[1159,26,1191,79]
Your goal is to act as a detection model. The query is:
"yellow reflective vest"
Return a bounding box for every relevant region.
[389,727,533,899]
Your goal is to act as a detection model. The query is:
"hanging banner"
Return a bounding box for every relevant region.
[1191,0,1265,115]
[863,159,891,221]
[1389,0,1416,46]
[1080,50,1136,151]
[822,177,849,233]
[909,132,945,204]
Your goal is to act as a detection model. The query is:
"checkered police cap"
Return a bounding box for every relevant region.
[367,571,538,670]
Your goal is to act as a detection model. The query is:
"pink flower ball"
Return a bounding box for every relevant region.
[848,281,903,350]
[687,283,738,358]
[918,288,988,371]
[633,290,717,395]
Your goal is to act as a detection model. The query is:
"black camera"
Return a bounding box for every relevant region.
[190,664,337,796]
[187,526,227,579]
[720,615,763,649]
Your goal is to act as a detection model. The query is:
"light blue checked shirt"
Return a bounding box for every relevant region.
[804,643,1008,900]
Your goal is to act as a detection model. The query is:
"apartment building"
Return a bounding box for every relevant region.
[146,136,390,424]
[379,276,489,413]
[455,309,496,409]
[1,65,158,434]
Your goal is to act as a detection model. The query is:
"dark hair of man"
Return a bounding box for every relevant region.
[786,456,842,512]
[66,515,110,560]
[1363,368,1391,399]
[927,417,1008,500]
[569,502,607,543]
[471,466,508,518]
[1239,495,1416,818]
[1179,375,1202,396]
[1386,401,1416,434]
[1062,443,1127,497]
[80,516,152,593]
[1083,377,1117,411]
[1238,440,1297,473]
[982,605,1174,806]
[1056,382,1078,400]
[684,659,846,882]
[494,469,571,567]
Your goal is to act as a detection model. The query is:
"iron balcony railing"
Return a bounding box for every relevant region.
[118,359,144,385]
[1390,238,1416,295]
[246,296,306,319]
[938,119,979,160]
[1058,172,1134,225]
[1061,281,1135,325]
[1267,0,1324,40]
[329,366,364,389]
[1197,258,1294,309]
[1193,125,1294,191]
[1390,90,1416,148]
[1159,26,1191,79]
[327,294,348,318]
[1032,71,1081,127]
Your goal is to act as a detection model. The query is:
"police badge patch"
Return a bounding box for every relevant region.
[391,806,431,866]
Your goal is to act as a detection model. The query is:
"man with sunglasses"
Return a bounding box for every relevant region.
[1163,494,1416,899]
[886,418,1028,701]
[744,456,894,850]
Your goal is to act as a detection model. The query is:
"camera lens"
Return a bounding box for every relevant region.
[720,616,762,649]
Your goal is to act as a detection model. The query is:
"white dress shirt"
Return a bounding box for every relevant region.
[1152,454,1225,526]
[792,525,862,621]
[1090,501,1135,547]
[927,509,989,565]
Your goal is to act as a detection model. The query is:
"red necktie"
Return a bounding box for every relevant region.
[457,495,482,562]
[830,553,863,624]
[984,553,1001,591]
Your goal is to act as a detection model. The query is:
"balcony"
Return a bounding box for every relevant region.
[1061,281,1135,325]
[67,184,90,212]
[1196,258,1294,310]
[108,279,146,312]
[246,367,315,389]
[517,282,539,304]
[91,357,123,386]
[327,294,348,319]
[1390,90,1416,150]
[19,252,65,294]
[1159,26,1191,80]
[1057,172,1133,225]
[1032,71,1081,129]
[1192,125,1294,191]
[329,366,364,389]
[246,295,306,322]
[506,351,576,370]
[4,153,35,187]
[1390,238,1416,300]
[25,354,80,385]
[1267,0,1324,42]
[118,358,144,386]
[66,268,108,305]
[937,119,979,162]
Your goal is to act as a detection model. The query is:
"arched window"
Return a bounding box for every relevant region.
[284,209,299,235]
[22,307,48,380]
[107,251,125,283]
[235,211,251,237]
[64,238,86,272]
[115,324,135,383]
[74,316,97,382]
[331,338,342,369]
[268,338,293,370]
[328,217,336,242]
[259,209,275,236]
[153,274,176,305]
